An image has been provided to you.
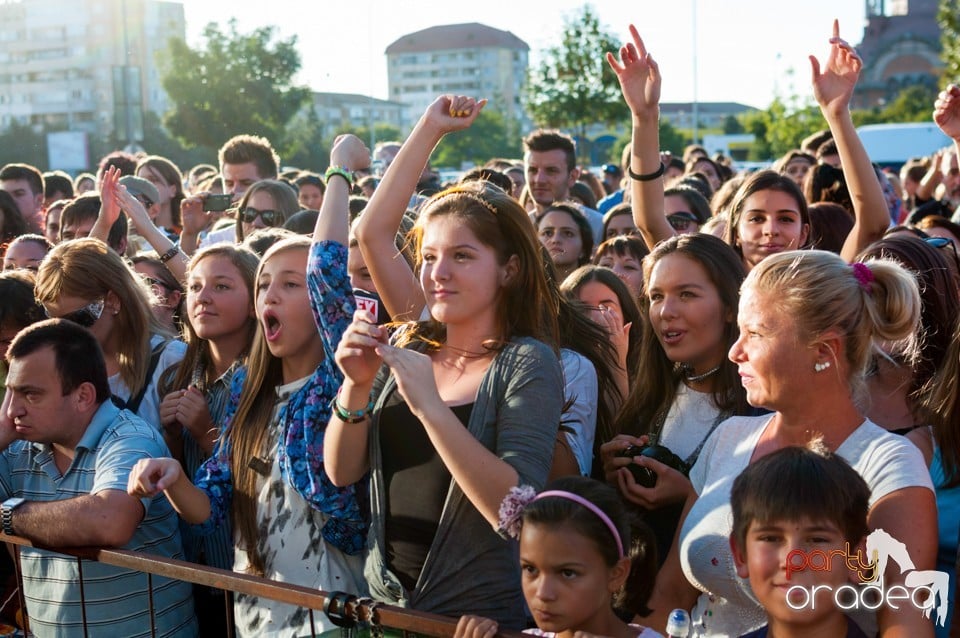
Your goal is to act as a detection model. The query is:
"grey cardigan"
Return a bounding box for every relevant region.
[364,336,563,628]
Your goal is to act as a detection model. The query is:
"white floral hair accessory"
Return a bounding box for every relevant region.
[497,485,537,539]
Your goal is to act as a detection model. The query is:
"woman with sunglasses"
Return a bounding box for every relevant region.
[34,238,185,432]
[234,179,300,243]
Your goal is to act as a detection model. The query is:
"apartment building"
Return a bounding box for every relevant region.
[310,91,405,140]
[0,0,184,140]
[385,23,529,132]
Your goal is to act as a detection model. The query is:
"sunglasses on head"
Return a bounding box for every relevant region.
[239,207,283,226]
[924,236,960,270]
[50,298,105,328]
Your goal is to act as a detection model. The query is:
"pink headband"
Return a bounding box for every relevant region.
[497,486,625,559]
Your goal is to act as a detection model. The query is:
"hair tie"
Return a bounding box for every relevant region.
[497,485,625,559]
[852,262,874,292]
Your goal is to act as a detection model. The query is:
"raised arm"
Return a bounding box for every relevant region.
[116,185,188,282]
[607,25,675,250]
[810,20,889,262]
[354,95,486,321]
[313,134,370,246]
[935,84,960,163]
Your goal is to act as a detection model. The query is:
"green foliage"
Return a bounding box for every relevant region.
[851,84,940,126]
[524,4,629,158]
[282,108,328,172]
[939,0,960,87]
[140,111,216,169]
[433,110,518,169]
[722,115,745,135]
[159,19,311,152]
[612,119,688,165]
[739,96,826,161]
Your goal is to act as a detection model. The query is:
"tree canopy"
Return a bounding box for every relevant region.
[160,20,311,151]
[940,0,960,87]
[524,4,628,160]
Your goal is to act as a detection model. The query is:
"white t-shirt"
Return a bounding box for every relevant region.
[559,348,598,476]
[108,334,186,431]
[659,383,721,463]
[678,414,934,637]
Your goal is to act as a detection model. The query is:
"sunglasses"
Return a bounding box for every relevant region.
[143,276,179,293]
[50,298,105,328]
[924,236,960,273]
[239,207,283,226]
[667,214,697,231]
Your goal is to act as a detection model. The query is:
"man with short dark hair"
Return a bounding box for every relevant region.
[0,163,45,233]
[522,130,603,243]
[0,319,197,637]
[180,134,282,253]
[59,192,128,255]
[42,170,74,208]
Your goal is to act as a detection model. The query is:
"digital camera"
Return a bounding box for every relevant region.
[616,444,690,488]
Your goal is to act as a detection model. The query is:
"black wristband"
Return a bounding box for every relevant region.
[628,162,666,182]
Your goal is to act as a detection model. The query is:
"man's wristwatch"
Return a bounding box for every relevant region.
[2,497,25,536]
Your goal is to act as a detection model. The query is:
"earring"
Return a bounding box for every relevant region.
[814,361,831,372]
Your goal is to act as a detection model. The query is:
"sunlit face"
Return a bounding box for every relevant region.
[0,178,42,221]
[729,286,814,410]
[44,206,62,244]
[665,195,702,235]
[735,189,809,270]
[596,252,643,298]
[783,158,812,187]
[186,254,254,343]
[3,238,47,272]
[647,253,730,375]
[59,218,96,242]
[538,210,584,272]
[347,242,376,294]
[692,159,721,191]
[525,149,576,209]
[298,184,324,211]
[942,152,960,199]
[604,213,637,240]
[420,215,511,332]
[222,162,263,200]
[520,522,626,636]
[3,346,85,447]
[240,190,279,237]
[732,518,853,629]
[257,248,322,379]
[136,165,176,207]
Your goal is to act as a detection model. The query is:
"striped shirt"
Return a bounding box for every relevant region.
[0,401,198,637]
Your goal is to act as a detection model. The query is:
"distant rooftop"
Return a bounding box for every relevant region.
[385,23,529,54]
[660,102,758,114]
[312,92,404,107]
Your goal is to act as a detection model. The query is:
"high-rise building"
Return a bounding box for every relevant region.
[385,23,528,133]
[0,0,184,142]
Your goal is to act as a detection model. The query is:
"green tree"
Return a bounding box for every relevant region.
[432,109,517,168]
[739,96,826,160]
[282,107,328,171]
[722,115,745,135]
[939,0,960,87]
[851,84,939,126]
[159,19,311,150]
[524,4,628,161]
[0,122,48,170]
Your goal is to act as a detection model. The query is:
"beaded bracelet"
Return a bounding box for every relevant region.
[331,388,373,424]
[325,165,353,188]
[628,161,665,182]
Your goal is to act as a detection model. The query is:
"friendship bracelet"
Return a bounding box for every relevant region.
[331,388,373,424]
[325,166,353,188]
[628,161,665,182]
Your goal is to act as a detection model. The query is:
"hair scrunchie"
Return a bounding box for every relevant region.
[852,262,874,292]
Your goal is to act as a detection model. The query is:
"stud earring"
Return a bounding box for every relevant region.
[814,361,831,372]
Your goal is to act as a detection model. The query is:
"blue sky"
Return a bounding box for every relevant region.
[181,0,869,110]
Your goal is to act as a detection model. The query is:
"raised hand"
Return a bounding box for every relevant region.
[97,166,123,227]
[420,95,487,137]
[375,343,442,416]
[329,134,371,173]
[810,19,861,118]
[179,193,214,236]
[334,310,387,389]
[606,24,661,118]
[116,183,151,232]
[934,84,960,142]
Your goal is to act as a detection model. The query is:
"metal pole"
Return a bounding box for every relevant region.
[691,0,699,146]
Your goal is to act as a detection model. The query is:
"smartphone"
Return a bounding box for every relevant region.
[203,194,234,212]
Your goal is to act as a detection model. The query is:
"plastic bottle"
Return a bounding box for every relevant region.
[665,608,690,638]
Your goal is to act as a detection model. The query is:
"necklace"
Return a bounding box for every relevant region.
[442,343,490,359]
[683,364,722,383]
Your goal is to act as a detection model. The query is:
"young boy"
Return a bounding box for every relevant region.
[729,442,871,638]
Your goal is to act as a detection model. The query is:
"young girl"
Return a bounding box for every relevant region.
[593,235,648,300]
[136,154,186,236]
[454,476,662,638]
[234,179,300,242]
[34,237,185,431]
[537,202,594,283]
[326,95,564,629]
[127,135,371,637]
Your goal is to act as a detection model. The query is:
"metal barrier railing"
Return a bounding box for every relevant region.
[0,533,524,638]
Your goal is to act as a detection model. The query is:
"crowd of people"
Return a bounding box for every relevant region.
[0,18,959,638]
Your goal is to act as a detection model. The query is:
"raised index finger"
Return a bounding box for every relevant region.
[629,24,646,59]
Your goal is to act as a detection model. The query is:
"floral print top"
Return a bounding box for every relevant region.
[192,240,367,555]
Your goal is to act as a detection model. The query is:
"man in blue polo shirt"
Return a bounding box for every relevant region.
[0,319,197,637]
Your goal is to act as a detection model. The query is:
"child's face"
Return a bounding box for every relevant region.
[731,517,856,628]
[519,522,627,638]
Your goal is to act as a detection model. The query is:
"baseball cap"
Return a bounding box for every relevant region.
[119,175,160,207]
